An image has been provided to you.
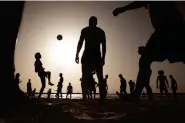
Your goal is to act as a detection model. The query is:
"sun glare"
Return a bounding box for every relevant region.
[49,36,77,69]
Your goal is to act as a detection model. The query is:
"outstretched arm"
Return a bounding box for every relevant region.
[113,1,149,16]
[102,31,106,66]
[75,29,85,64]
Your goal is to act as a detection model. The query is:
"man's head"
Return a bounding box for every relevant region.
[158,70,164,75]
[16,73,20,78]
[105,75,108,79]
[118,74,123,78]
[138,46,145,55]
[69,83,71,86]
[89,16,97,27]
[28,79,31,82]
[59,73,63,77]
[169,75,173,78]
[35,52,41,59]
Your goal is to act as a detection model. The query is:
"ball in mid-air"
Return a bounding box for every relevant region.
[57,34,63,40]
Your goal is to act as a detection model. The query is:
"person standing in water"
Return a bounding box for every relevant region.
[56,73,63,99]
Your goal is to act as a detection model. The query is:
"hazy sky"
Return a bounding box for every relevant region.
[15,1,185,93]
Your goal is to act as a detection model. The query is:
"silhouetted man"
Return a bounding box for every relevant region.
[156,70,170,100]
[119,74,127,95]
[113,2,185,101]
[34,52,54,99]
[91,78,98,99]
[128,80,135,93]
[75,16,106,103]
[56,73,63,99]
[27,79,32,98]
[66,83,73,99]
[169,75,178,100]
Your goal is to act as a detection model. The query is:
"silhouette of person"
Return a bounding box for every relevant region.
[91,78,98,99]
[142,91,146,97]
[128,80,135,93]
[119,74,127,95]
[75,16,106,103]
[169,75,178,100]
[113,1,185,101]
[156,70,170,100]
[32,88,36,98]
[27,79,32,98]
[47,88,52,99]
[34,52,54,99]
[103,75,108,99]
[66,83,73,99]
[15,73,22,85]
[56,73,63,99]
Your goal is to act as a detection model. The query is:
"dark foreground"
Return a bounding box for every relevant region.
[3,95,185,123]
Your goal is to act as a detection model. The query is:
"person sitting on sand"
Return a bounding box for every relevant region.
[56,73,63,99]
[27,79,32,98]
[47,88,52,99]
[156,70,170,100]
[119,74,127,95]
[66,83,73,99]
[128,80,135,94]
[34,52,54,99]
[169,75,178,100]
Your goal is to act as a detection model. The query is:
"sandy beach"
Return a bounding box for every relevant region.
[4,94,185,123]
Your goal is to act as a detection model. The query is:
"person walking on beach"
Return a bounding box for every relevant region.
[128,80,135,93]
[156,70,170,100]
[56,73,63,99]
[66,83,73,99]
[34,52,54,99]
[75,16,106,103]
[119,74,127,95]
[27,79,32,97]
[169,75,178,100]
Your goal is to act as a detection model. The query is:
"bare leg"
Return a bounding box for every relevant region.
[45,71,54,86]
[38,77,46,99]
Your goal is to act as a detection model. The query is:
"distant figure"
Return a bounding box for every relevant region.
[169,75,178,100]
[32,88,36,98]
[156,70,170,100]
[75,16,106,103]
[103,75,108,99]
[91,78,98,99]
[66,83,73,99]
[119,74,127,95]
[56,73,63,99]
[113,1,185,101]
[15,73,22,85]
[34,52,54,99]
[47,88,52,99]
[128,80,135,93]
[27,79,32,97]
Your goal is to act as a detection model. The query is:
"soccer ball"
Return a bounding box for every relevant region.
[57,34,63,40]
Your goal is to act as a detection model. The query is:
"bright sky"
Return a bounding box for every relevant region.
[15,1,185,94]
